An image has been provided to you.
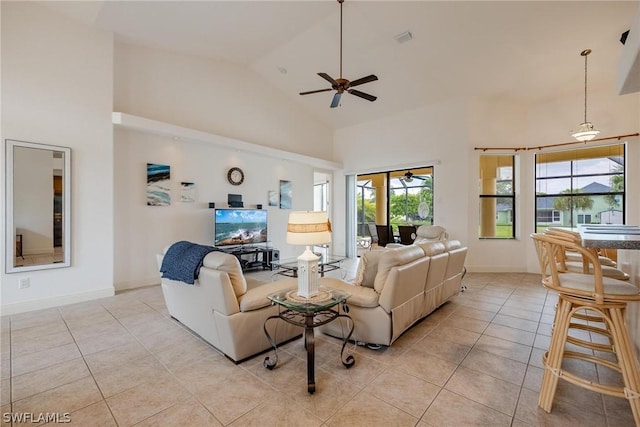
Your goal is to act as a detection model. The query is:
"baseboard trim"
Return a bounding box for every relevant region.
[1,287,115,315]
[114,277,160,292]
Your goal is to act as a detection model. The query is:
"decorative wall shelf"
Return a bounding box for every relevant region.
[112,112,343,171]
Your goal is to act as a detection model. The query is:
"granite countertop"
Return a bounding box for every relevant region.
[579,225,640,250]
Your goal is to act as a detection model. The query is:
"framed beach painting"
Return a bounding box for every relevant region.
[147,163,171,206]
[268,190,278,207]
[180,182,196,202]
[279,180,291,209]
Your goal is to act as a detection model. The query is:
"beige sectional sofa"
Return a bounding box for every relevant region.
[319,240,467,346]
[157,248,301,363]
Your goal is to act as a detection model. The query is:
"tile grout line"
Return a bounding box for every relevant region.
[106,298,224,426]
[56,305,119,425]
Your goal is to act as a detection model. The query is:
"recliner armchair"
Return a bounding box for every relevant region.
[413,225,448,243]
[157,248,301,363]
[319,240,467,346]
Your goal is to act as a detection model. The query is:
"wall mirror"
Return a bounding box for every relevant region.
[5,139,71,272]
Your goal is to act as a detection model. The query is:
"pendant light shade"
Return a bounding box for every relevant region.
[571,49,600,142]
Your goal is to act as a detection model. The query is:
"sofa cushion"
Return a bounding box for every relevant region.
[238,278,297,312]
[320,278,380,308]
[354,249,387,288]
[373,245,425,293]
[443,240,461,251]
[353,256,366,286]
[414,225,447,243]
[416,241,446,256]
[202,252,247,297]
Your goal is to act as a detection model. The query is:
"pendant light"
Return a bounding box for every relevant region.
[570,49,600,142]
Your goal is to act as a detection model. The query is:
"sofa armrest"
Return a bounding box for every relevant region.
[378,257,430,313]
[198,268,241,315]
[246,277,267,291]
[239,278,298,312]
[319,278,380,308]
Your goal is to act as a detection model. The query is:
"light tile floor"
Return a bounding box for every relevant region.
[13,247,64,269]
[0,265,637,426]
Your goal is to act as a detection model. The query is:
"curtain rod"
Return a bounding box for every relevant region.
[473,132,639,152]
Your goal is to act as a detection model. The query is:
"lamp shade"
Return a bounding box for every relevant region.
[286,211,332,246]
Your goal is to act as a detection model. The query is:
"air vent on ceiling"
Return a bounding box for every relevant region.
[395,31,413,44]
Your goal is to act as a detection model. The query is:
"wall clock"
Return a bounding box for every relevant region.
[227,167,245,186]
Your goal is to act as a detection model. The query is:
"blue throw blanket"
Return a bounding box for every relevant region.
[160,241,220,285]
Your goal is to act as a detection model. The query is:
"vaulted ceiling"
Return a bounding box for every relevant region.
[39,1,638,129]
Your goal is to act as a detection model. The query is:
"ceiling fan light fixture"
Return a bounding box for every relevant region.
[570,49,600,142]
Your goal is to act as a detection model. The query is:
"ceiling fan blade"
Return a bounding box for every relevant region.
[349,74,378,88]
[348,89,377,102]
[318,72,339,86]
[330,92,342,108]
[300,88,334,96]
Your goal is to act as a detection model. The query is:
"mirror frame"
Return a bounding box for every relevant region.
[5,139,71,273]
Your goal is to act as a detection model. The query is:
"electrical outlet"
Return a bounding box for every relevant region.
[19,278,30,289]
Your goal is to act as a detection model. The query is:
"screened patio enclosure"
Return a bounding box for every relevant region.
[356,167,434,242]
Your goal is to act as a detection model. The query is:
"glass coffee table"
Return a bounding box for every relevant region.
[273,254,345,278]
[263,287,355,394]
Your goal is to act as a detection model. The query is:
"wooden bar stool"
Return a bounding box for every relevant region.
[543,228,629,280]
[531,233,640,424]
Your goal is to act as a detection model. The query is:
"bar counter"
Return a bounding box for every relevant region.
[579,225,640,250]
[579,224,640,356]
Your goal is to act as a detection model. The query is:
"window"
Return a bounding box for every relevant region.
[535,144,625,232]
[536,210,561,224]
[577,214,592,224]
[479,155,515,238]
[313,181,327,211]
[388,168,433,228]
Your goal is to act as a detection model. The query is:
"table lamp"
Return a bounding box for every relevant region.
[286,211,332,298]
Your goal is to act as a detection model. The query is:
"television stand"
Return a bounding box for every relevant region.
[220,246,276,272]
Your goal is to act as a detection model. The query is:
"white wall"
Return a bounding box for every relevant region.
[113,128,315,290]
[335,85,639,273]
[1,1,637,312]
[112,43,333,290]
[114,42,333,160]
[334,99,472,257]
[1,4,335,305]
[1,2,115,314]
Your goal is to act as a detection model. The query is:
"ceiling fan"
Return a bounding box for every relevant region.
[401,170,429,183]
[299,0,378,108]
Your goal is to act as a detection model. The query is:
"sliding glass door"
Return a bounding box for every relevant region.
[356,167,434,244]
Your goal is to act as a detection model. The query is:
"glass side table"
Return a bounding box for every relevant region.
[263,287,355,394]
[273,254,346,278]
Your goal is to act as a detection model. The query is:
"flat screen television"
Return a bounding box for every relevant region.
[214,208,268,246]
